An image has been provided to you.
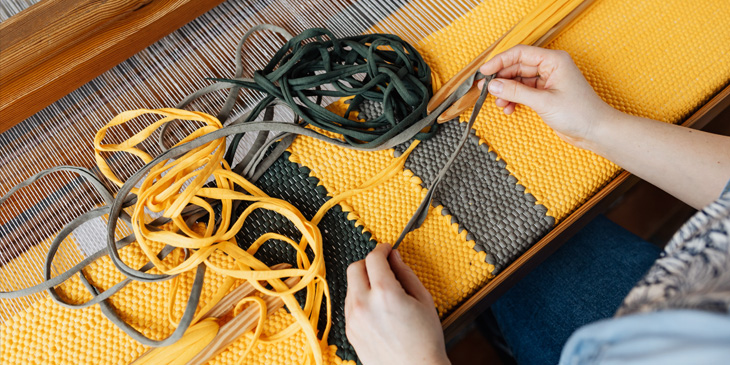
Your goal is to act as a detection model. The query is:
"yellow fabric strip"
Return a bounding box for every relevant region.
[287,101,496,317]
[94,108,341,364]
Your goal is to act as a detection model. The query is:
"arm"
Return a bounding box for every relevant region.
[588,115,730,209]
[478,45,730,209]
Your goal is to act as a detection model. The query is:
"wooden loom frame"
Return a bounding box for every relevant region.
[2,0,729,344]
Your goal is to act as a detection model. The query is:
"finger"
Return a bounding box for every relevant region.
[488,78,549,112]
[503,102,516,115]
[520,76,541,89]
[495,98,509,108]
[479,75,541,91]
[364,243,402,291]
[496,63,540,80]
[346,260,370,298]
[477,78,487,90]
[479,45,570,83]
[388,249,433,304]
[479,45,547,76]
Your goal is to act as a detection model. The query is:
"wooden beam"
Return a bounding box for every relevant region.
[0,0,226,133]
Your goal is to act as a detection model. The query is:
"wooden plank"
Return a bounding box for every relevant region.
[441,82,730,340]
[531,0,598,46]
[0,0,226,133]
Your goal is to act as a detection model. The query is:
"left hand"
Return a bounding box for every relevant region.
[344,243,450,365]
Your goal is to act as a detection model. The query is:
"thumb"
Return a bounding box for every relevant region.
[488,78,549,113]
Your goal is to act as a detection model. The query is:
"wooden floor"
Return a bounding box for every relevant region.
[446,105,730,364]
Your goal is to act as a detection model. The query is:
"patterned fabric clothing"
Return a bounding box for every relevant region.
[559,186,730,365]
[616,190,730,316]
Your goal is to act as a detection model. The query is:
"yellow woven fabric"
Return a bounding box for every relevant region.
[398,205,495,315]
[1,257,351,365]
[4,0,730,364]
[0,236,84,321]
[288,101,496,317]
[418,0,730,220]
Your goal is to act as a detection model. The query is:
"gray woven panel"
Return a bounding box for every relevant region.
[388,117,555,274]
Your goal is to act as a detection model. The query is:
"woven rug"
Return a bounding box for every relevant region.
[1,0,729,364]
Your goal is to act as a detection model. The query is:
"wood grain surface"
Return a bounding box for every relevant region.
[0,0,226,132]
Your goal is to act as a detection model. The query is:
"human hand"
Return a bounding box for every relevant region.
[345,244,450,365]
[477,45,620,149]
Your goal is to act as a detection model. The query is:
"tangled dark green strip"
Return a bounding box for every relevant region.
[0,25,490,350]
[212,28,435,164]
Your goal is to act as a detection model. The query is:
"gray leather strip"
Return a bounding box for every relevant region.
[395,119,555,273]
[393,73,492,249]
[0,167,201,345]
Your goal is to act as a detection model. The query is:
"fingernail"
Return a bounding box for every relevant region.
[488,80,503,94]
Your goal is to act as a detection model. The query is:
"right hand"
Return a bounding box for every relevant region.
[344,244,450,365]
[477,45,620,149]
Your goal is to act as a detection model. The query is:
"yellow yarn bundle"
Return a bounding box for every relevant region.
[92,108,420,364]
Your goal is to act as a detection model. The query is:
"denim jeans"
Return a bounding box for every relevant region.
[489,215,662,365]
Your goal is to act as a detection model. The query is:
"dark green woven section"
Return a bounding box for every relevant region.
[234,151,375,362]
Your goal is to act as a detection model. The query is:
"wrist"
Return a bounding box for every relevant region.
[576,105,624,154]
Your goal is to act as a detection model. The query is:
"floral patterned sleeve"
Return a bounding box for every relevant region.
[615,188,730,317]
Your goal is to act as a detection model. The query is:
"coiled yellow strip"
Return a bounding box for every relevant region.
[93,108,418,364]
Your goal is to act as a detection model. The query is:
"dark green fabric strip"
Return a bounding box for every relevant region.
[210,27,435,158]
[236,151,375,362]
[0,24,496,353]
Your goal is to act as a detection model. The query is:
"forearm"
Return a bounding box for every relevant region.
[479,45,730,208]
[584,111,730,209]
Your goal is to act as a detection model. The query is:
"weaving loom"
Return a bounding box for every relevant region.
[1,0,730,364]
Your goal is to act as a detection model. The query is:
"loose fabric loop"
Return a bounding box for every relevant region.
[97,108,334,362]
[0,167,123,299]
[0,23,494,364]
[159,24,294,152]
[211,27,436,156]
